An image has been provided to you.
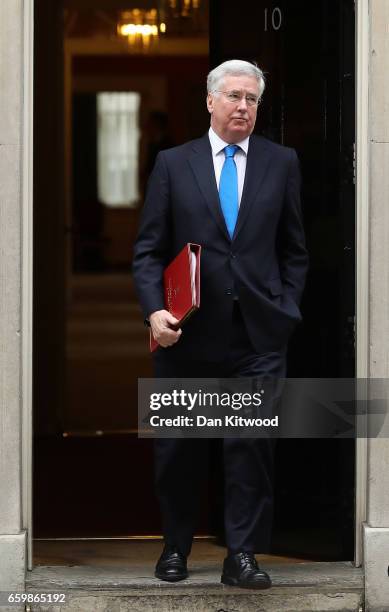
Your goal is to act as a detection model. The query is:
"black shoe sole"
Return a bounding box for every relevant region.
[221,574,272,589]
[155,571,188,582]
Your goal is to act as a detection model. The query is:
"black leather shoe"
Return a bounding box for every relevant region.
[221,552,272,589]
[155,545,188,582]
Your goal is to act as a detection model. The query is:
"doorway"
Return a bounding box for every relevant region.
[33,0,356,561]
[33,0,210,540]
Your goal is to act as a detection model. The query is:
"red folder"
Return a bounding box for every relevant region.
[150,243,201,352]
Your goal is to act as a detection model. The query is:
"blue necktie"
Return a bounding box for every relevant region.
[219,145,239,239]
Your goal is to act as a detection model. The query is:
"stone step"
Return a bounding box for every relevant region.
[26,561,363,612]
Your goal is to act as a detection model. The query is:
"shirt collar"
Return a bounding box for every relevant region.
[208,126,249,156]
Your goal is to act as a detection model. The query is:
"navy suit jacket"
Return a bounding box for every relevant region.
[132,133,309,360]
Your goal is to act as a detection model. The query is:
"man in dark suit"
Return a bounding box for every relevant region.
[132,60,308,589]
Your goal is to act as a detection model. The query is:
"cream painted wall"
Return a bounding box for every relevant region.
[0,0,28,592]
[363,1,389,610]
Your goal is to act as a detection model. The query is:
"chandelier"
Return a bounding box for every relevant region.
[117,9,165,50]
[117,1,201,49]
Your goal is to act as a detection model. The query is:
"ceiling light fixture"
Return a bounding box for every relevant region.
[117,9,166,50]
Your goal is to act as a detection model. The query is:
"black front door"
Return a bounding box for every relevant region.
[210,0,356,559]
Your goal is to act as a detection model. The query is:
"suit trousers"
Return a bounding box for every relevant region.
[152,301,287,556]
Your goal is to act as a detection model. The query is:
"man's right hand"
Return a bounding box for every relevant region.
[149,310,182,348]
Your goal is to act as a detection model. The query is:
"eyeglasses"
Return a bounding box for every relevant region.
[213,90,260,107]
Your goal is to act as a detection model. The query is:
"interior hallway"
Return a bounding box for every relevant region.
[65,273,150,433]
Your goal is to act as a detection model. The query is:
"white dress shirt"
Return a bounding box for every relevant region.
[208,127,250,207]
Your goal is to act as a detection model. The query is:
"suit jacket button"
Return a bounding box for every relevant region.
[230,252,236,259]
[226,288,232,295]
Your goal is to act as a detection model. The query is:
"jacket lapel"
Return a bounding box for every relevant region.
[188,134,230,242]
[187,133,272,243]
[233,135,272,242]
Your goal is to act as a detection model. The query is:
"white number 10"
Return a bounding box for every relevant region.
[264,7,282,31]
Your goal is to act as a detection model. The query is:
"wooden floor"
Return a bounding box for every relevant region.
[65,273,151,432]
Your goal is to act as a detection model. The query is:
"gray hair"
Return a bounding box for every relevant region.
[207,59,265,99]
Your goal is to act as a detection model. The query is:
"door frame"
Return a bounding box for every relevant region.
[22,0,34,571]
[354,0,369,568]
[23,0,369,569]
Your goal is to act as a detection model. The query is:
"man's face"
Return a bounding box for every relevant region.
[207,74,260,143]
